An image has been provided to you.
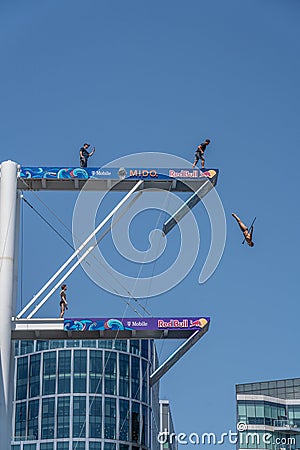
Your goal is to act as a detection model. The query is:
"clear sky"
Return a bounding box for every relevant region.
[1,0,300,448]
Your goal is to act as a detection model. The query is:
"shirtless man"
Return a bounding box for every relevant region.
[60,284,68,318]
[232,213,255,247]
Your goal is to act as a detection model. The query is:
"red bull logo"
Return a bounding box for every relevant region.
[158,319,189,328]
[189,318,208,328]
[169,169,199,178]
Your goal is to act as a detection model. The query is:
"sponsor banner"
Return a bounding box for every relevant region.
[19,167,218,181]
[64,317,210,331]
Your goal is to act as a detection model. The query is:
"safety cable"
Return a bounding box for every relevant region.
[21,196,74,251]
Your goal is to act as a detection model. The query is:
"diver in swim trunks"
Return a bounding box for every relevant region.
[192,139,211,168]
[60,284,68,318]
[232,213,254,247]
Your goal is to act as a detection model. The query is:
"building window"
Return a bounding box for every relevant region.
[131,401,140,443]
[82,340,97,348]
[50,340,65,349]
[131,357,140,401]
[15,401,26,439]
[119,399,129,441]
[36,341,49,352]
[141,360,148,404]
[67,340,80,348]
[98,340,112,349]
[73,396,86,438]
[73,350,87,393]
[42,352,56,395]
[40,444,54,450]
[89,443,101,450]
[72,442,85,450]
[27,399,39,440]
[57,396,70,438]
[119,353,129,398]
[113,340,127,352]
[104,351,117,395]
[130,340,140,356]
[14,341,20,356]
[89,350,102,394]
[141,404,148,446]
[103,444,116,450]
[20,340,34,355]
[104,397,116,439]
[57,443,70,450]
[41,397,55,439]
[119,446,129,450]
[11,445,21,450]
[16,356,28,400]
[29,354,40,398]
[141,340,148,359]
[23,444,36,450]
[89,396,102,438]
[58,350,71,394]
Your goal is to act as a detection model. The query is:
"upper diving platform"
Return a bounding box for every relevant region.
[18,166,218,192]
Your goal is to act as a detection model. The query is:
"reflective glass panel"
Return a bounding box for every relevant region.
[58,350,71,394]
[119,399,129,441]
[41,397,55,439]
[104,397,116,439]
[104,351,117,395]
[42,352,56,395]
[89,396,101,438]
[89,350,102,394]
[119,353,129,398]
[16,356,28,400]
[27,399,39,440]
[29,354,40,398]
[73,350,87,393]
[57,396,70,438]
[73,396,86,438]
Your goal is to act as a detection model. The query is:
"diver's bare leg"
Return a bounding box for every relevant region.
[232,213,248,233]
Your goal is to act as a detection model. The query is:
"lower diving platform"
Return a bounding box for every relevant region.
[11,316,210,340]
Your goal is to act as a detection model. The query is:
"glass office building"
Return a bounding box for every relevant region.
[236,378,300,450]
[159,400,178,450]
[11,339,163,450]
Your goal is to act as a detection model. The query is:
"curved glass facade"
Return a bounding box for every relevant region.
[12,339,160,450]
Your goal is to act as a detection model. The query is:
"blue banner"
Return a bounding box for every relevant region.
[20,166,218,181]
[64,317,210,331]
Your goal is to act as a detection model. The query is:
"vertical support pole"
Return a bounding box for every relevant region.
[0,160,18,448]
[13,190,21,313]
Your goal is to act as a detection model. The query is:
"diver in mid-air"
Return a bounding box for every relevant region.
[232,213,255,247]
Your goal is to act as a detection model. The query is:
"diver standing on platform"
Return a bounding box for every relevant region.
[79,143,96,168]
[232,213,255,247]
[60,284,68,318]
[192,139,211,168]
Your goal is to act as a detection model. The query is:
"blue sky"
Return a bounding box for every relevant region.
[1,0,300,448]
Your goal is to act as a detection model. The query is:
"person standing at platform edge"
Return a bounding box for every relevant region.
[60,284,68,318]
[192,139,211,168]
[79,143,96,167]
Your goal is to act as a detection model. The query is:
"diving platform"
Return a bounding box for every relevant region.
[18,166,218,192]
[11,316,210,340]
